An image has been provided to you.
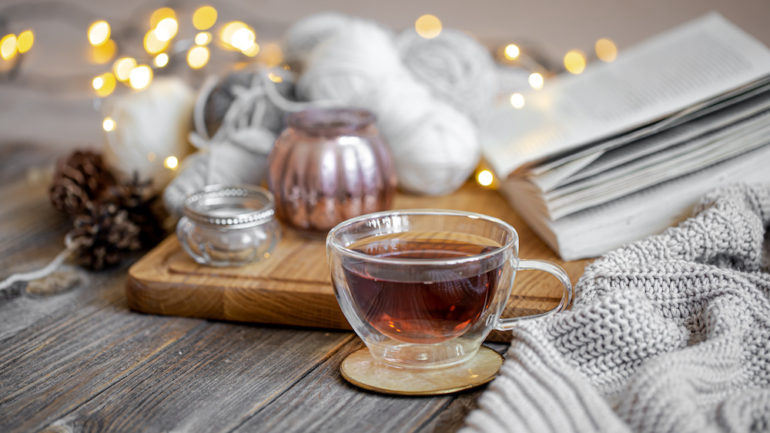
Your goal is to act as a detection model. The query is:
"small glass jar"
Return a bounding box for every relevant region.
[176,185,279,267]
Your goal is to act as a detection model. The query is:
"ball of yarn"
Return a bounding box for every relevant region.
[102,77,194,191]
[164,69,291,216]
[283,12,352,69]
[296,19,480,195]
[397,29,497,119]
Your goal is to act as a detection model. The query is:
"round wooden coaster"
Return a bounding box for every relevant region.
[340,346,503,396]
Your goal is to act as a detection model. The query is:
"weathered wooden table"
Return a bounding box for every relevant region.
[0,147,589,433]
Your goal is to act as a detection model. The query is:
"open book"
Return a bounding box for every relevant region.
[481,13,770,260]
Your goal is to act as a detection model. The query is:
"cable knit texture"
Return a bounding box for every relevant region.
[462,184,770,433]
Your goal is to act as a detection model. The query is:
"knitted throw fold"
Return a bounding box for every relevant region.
[462,184,770,433]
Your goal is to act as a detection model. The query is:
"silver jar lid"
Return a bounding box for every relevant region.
[182,185,276,228]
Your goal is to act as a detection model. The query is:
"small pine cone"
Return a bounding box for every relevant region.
[50,151,115,216]
[104,174,165,247]
[68,202,141,271]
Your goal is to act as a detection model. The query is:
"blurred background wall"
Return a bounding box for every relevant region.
[1,0,769,151]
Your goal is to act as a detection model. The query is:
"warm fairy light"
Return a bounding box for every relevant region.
[415,14,442,39]
[16,30,34,54]
[154,53,169,68]
[231,27,256,51]
[144,30,168,54]
[260,43,283,66]
[477,170,494,187]
[129,65,153,90]
[220,21,250,50]
[194,32,212,45]
[92,72,116,97]
[509,92,525,109]
[242,42,260,57]
[102,116,116,132]
[88,20,111,46]
[528,72,544,90]
[150,7,176,29]
[0,34,16,60]
[187,46,210,69]
[193,6,218,30]
[154,17,179,42]
[164,155,179,170]
[89,39,116,64]
[564,49,587,74]
[267,72,283,83]
[595,38,618,62]
[503,43,520,60]
[113,57,136,81]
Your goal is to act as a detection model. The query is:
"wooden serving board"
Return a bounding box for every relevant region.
[126,183,591,341]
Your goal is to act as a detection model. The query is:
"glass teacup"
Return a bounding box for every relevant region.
[327,209,572,369]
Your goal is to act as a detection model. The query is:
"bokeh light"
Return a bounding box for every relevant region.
[150,7,176,28]
[595,38,618,62]
[564,50,587,74]
[503,43,520,60]
[187,46,210,69]
[193,6,218,30]
[92,72,116,97]
[113,57,137,82]
[194,32,212,45]
[88,20,111,46]
[154,17,179,42]
[129,65,153,90]
[509,92,525,109]
[102,116,116,132]
[164,156,179,170]
[16,30,34,54]
[89,39,116,64]
[528,72,544,90]
[154,52,169,68]
[477,170,494,187]
[415,14,442,39]
[144,30,168,54]
[0,34,16,60]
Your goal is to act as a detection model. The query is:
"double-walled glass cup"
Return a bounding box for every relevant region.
[327,210,572,369]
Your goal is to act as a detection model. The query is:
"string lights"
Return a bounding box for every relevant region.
[414,14,442,39]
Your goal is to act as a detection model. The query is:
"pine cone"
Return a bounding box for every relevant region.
[50,151,115,216]
[103,174,165,247]
[68,202,141,271]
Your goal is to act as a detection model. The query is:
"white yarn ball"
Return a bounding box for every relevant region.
[397,29,497,119]
[103,78,194,191]
[163,140,273,217]
[283,12,352,69]
[297,19,480,195]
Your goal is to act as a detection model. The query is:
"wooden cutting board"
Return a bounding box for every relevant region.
[126,183,591,341]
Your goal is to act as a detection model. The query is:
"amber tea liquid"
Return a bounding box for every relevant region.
[343,233,502,344]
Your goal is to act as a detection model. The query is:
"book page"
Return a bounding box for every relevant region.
[481,13,770,178]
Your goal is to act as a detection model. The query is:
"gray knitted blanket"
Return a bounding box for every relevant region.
[462,184,770,433]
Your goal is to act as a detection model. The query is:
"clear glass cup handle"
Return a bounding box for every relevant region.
[495,259,573,331]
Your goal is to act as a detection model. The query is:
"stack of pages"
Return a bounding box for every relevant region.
[481,13,770,260]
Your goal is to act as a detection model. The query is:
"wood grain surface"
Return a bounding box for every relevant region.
[127,184,589,343]
[0,146,592,433]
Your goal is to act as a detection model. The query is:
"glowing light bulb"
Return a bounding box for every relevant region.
[477,170,494,187]
[564,50,587,74]
[415,14,442,39]
[113,57,136,81]
[231,27,256,51]
[595,38,617,62]
[164,156,179,170]
[154,52,169,68]
[16,30,34,54]
[220,21,249,50]
[194,32,212,45]
[503,43,520,60]
[129,65,153,90]
[144,30,168,54]
[88,20,111,46]
[509,93,525,109]
[150,7,176,28]
[528,72,544,90]
[92,72,116,97]
[193,6,218,30]
[102,117,116,132]
[0,34,16,60]
[154,17,178,42]
[186,46,210,69]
